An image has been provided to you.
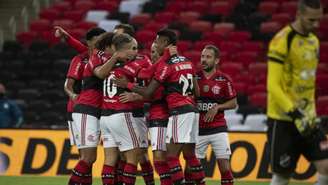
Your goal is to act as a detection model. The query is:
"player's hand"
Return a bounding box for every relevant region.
[54,26,69,38]
[294,115,319,137]
[71,93,78,101]
[113,76,128,88]
[167,45,178,56]
[119,92,140,103]
[112,51,129,62]
[204,104,219,122]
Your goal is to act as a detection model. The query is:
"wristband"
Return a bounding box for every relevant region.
[127,82,135,90]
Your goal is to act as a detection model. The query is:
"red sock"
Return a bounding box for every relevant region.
[116,160,126,185]
[167,156,184,184]
[154,160,173,185]
[122,163,137,185]
[68,160,92,185]
[140,161,155,185]
[221,170,234,185]
[184,155,206,185]
[184,170,194,185]
[101,165,115,185]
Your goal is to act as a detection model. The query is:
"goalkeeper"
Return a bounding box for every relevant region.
[266,0,328,185]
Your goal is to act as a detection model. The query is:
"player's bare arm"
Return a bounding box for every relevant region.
[64,78,78,101]
[119,92,143,103]
[114,77,160,99]
[193,77,200,97]
[204,97,237,122]
[93,52,128,79]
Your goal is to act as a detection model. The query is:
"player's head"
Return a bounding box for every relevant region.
[201,45,220,72]
[0,83,6,98]
[112,33,138,61]
[155,28,177,55]
[94,32,115,53]
[85,27,106,49]
[113,24,135,37]
[297,0,323,33]
[150,43,160,63]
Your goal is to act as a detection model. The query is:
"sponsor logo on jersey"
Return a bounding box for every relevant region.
[197,102,217,111]
[203,85,209,93]
[212,85,220,94]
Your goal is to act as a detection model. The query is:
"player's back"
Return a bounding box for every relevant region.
[154,55,198,115]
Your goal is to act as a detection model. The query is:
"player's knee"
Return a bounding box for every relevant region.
[317,165,328,175]
[81,154,97,164]
[153,150,166,161]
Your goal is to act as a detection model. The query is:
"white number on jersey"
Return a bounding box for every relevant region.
[179,73,193,96]
[103,74,117,98]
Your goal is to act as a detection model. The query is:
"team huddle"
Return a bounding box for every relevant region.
[60,23,237,185]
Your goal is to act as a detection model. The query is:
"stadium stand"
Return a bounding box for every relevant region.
[0,0,327,131]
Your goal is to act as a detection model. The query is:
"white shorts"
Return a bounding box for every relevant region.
[166,112,199,144]
[149,126,167,151]
[134,117,149,148]
[70,113,100,149]
[196,132,231,159]
[100,112,140,152]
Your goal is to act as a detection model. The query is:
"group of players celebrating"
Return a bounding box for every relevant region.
[59,23,237,185]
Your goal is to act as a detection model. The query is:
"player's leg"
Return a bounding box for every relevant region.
[135,116,154,185]
[195,135,209,185]
[116,153,126,185]
[267,119,301,185]
[210,133,233,185]
[100,115,119,185]
[149,122,172,185]
[69,113,100,185]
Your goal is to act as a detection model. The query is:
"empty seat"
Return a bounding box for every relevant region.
[189,21,212,33]
[86,10,108,23]
[98,19,121,32]
[208,2,232,16]
[183,50,201,64]
[165,1,186,12]
[228,31,251,42]
[136,30,157,44]
[119,0,146,17]
[248,63,267,74]
[94,1,118,12]
[53,19,74,29]
[260,21,282,34]
[281,1,298,16]
[213,23,235,34]
[317,96,328,115]
[244,114,268,131]
[220,63,243,77]
[249,92,267,110]
[62,10,86,22]
[16,31,37,46]
[130,13,152,26]
[193,40,216,51]
[75,21,98,30]
[243,41,264,53]
[271,13,292,26]
[39,8,60,22]
[177,41,192,53]
[155,12,177,24]
[143,22,167,32]
[187,1,209,15]
[74,0,95,11]
[179,11,200,24]
[247,84,266,95]
[29,19,51,33]
[258,1,279,15]
[52,1,72,11]
[234,52,258,67]
[233,82,247,95]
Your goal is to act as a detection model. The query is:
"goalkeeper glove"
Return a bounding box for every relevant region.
[287,108,319,137]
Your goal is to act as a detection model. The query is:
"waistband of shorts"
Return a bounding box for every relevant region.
[169,105,199,115]
[74,104,101,118]
[267,117,293,124]
[199,126,227,136]
[132,109,145,117]
[148,119,169,127]
[101,109,132,116]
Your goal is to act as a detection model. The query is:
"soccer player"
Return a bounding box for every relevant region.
[114,29,205,185]
[99,33,146,185]
[64,27,105,149]
[195,45,236,185]
[266,0,328,185]
[68,32,113,185]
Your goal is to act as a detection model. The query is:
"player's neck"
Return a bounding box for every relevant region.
[291,20,309,36]
[203,69,216,78]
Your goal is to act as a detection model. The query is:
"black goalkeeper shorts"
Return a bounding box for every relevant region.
[267,118,328,174]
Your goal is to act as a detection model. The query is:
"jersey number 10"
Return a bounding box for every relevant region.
[103,74,117,98]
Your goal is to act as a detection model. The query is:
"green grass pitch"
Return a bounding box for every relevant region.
[0,176,313,185]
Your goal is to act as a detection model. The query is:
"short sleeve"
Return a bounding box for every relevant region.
[89,51,106,71]
[223,76,237,99]
[154,61,170,83]
[267,29,288,64]
[67,56,83,80]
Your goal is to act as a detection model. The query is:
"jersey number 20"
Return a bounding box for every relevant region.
[179,74,193,96]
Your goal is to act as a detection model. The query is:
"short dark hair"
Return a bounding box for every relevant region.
[114,24,135,36]
[204,45,220,58]
[157,28,177,46]
[112,33,134,51]
[298,0,321,12]
[85,27,106,41]
[95,32,114,51]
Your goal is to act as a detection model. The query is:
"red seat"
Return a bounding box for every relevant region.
[41,31,60,45]
[213,23,235,37]
[178,11,200,24]
[248,63,267,74]
[260,21,281,33]
[75,21,97,30]
[187,1,209,15]
[189,21,212,33]
[220,63,243,77]
[136,30,156,44]
[70,28,86,40]
[177,41,192,53]
[16,31,38,46]
[243,41,264,53]
[165,2,186,12]
[184,50,201,64]
[234,52,258,67]
[130,13,151,26]
[53,19,74,30]
[247,84,266,95]
[249,92,267,109]
[258,1,279,15]
[219,41,240,54]
[228,31,251,42]
[316,74,328,96]
[52,1,72,11]
[74,0,95,11]
[193,40,216,51]
[209,2,232,16]
[317,96,328,115]
[63,10,86,22]
[233,82,247,95]
[281,1,298,16]
[30,19,51,33]
[203,31,225,45]
[317,63,328,74]
[155,12,177,24]
[271,13,291,26]
[39,8,60,22]
[94,1,118,11]
[143,22,167,32]
[320,42,328,53]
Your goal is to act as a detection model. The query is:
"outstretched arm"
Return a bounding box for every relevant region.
[54,26,88,53]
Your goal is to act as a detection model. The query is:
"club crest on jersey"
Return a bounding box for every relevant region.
[203,85,209,92]
[212,85,220,94]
